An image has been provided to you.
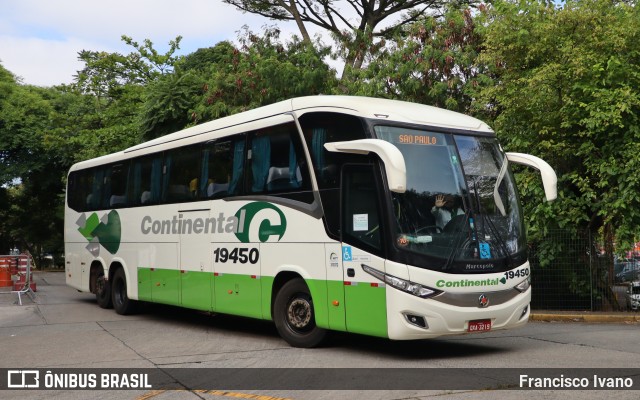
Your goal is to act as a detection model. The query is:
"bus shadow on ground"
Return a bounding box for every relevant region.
[327,331,508,360]
[115,301,508,360]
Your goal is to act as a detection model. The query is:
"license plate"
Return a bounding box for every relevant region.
[468,319,492,333]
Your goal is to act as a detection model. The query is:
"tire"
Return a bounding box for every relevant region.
[95,270,112,309]
[273,278,327,348]
[111,268,137,315]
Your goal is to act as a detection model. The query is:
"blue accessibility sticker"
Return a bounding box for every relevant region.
[342,246,353,262]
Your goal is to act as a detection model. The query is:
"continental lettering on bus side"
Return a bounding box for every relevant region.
[77,202,287,257]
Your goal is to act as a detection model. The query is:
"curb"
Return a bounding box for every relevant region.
[530,313,640,323]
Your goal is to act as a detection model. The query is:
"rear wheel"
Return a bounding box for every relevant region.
[111,268,137,315]
[95,270,112,309]
[274,278,326,348]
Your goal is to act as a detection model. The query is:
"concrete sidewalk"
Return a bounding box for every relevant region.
[530,310,640,323]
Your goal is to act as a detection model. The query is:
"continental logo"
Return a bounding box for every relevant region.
[140,202,287,243]
[436,277,508,288]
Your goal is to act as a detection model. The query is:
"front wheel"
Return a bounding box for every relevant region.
[111,268,137,315]
[273,278,326,348]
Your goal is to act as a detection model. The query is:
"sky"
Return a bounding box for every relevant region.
[0,0,306,87]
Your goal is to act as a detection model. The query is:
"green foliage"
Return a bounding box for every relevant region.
[222,0,466,79]
[190,27,336,124]
[342,6,488,114]
[3,3,640,280]
[478,0,640,250]
[140,71,203,140]
[0,64,66,255]
[0,75,53,184]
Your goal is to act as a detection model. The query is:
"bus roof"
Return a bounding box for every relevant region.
[70,96,493,171]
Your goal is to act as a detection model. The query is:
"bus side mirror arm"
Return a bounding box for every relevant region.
[324,139,407,193]
[506,152,558,201]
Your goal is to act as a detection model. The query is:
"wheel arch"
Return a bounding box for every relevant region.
[270,268,329,328]
[271,271,304,319]
[108,260,133,299]
[89,261,105,294]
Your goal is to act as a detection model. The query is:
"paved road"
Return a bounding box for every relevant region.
[1,272,639,400]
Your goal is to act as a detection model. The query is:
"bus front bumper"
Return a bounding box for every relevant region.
[386,286,531,340]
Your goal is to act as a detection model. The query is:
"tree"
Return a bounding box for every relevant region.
[479,0,640,247]
[75,35,182,100]
[139,71,203,140]
[343,5,487,113]
[0,64,53,185]
[0,63,66,257]
[188,27,337,126]
[478,0,640,307]
[223,0,455,79]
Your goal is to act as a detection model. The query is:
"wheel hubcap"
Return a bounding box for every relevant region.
[287,298,311,329]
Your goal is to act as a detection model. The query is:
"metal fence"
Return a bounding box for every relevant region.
[528,229,638,312]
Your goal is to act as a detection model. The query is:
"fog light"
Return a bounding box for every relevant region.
[404,313,427,328]
[520,305,529,320]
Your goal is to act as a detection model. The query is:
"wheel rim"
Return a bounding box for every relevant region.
[286,296,312,331]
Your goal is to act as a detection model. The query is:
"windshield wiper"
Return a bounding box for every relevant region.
[473,175,513,265]
[493,156,509,217]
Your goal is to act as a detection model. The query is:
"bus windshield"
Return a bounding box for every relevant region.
[375,125,526,273]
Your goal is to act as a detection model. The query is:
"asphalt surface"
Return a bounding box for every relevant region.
[1,271,639,400]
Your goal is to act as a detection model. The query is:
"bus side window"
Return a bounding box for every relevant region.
[201,138,238,199]
[130,155,162,206]
[105,162,129,208]
[163,145,201,203]
[86,168,104,211]
[298,112,368,190]
[67,170,91,212]
[247,122,309,194]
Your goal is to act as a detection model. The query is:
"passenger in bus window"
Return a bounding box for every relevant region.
[431,194,464,231]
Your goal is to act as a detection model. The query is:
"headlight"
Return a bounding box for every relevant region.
[515,276,531,292]
[361,264,441,299]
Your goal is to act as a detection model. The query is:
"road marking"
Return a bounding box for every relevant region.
[136,390,292,400]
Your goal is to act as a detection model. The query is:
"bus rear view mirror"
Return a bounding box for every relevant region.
[506,152,558,201]
[324,139,407,193]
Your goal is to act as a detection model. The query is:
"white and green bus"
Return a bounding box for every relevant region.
[65,96,556,347]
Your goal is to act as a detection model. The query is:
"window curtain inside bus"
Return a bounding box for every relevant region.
[151,157,162,203]
[199,148,210,196]
[89,168,104,210]
[251,135,271,193]
[228,140,245,195]
[289,140,301,188]
[132,162,142,205]
[311,127,327,181]
[102,167,113,208]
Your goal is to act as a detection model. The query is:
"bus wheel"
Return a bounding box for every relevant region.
[274,278,326,348]
[111,268,137,315]
[95,271,112,309]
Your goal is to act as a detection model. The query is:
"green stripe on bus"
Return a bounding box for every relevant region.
[345,283,388,338]
[137,267,388,337]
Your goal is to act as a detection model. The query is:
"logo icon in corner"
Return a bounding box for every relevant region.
[478,294,490,308]
[76,210,122,255]
[234,202,287,243]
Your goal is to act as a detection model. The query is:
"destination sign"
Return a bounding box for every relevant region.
[397,134,440,145]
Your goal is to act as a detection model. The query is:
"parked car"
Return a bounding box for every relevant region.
[627,282,640,311]
[616,260,640,283]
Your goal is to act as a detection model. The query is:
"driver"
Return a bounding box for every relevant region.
[431,194,464,230]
